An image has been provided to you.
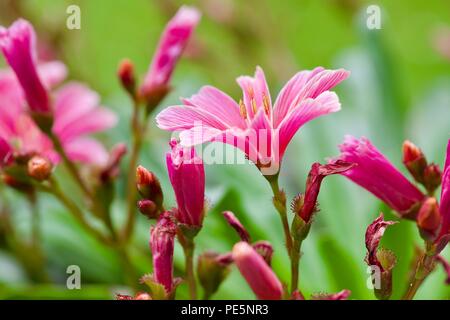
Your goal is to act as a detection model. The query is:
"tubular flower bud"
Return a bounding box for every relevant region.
[417,197,441,241]
[138,199,158,220]
[166,139,205,229]
[140,6,200,109]
[118,59,136,96]
[150,212,177,295]
[27,155,52,181]
[136,165,164,209]
[402,140,427,183]
[336,136,425,217]
[232,241,283,300]
[222,211,250,242]
[423,164,442,195]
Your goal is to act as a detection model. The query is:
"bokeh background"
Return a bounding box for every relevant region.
[0,0,449,299]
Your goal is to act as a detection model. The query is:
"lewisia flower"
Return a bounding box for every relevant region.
[140,6,201,99]
[0,19,117,167]
[157,66,349,175]
[435,140,450,252]
[166,139,205,228]
[232,241,283,300]
[0,70,59,166]
[335,136,425,216]
[150,211,177,294]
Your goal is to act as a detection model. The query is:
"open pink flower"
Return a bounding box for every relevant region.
[335,136,425,215]
[166,139,205,227]
[157,66,349,175]
[232,241,283,300]
[140,6,201,98]
[0,70,59,166]
[0,19,117,167]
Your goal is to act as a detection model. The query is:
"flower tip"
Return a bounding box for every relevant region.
[118,58,136,95]
[175,6,202,25]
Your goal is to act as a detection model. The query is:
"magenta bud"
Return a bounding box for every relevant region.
[402,140,427,184]
[232,241,283,300]
[136,165,164,209]
[223,211,250,242]
[423,164,442,195]
[138,199,158,219]
[118,59,136,96]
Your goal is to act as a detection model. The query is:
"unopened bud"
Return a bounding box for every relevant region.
[423,164,442,195]
[197,251,231,299]
[402,140,427,183]
[137,199,158,219]
[118,59,136,97]
[27,156,52,181]
[417,197,441,240]
[136,165,163,208]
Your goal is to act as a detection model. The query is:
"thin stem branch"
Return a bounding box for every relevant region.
[42,178,112,246]
[123,98,145,242]
[290,238,302,293]
[402,250,436,300]
[179,232,197,300]
[51,135,92,199]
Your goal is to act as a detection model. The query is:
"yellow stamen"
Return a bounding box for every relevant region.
[239,99,247,119]
[251,99,257,114]
[263,94,270,115]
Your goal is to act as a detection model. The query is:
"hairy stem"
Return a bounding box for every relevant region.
[402,250,435,300]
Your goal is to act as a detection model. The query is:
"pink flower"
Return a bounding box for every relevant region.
[0,19,55,114]
[166,139,205,227]
[140,6,201,98]
[157,66,349,175]
[335,136,425,215]
[436,140,450,250]
[0,19,116,167]
[52,83,117,166]
[0,71,58,166]
[232,241,283,300]
[150,212,177,293]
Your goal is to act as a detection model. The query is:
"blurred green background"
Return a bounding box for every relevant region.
[0,0,449,299]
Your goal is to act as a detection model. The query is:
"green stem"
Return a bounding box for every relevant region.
[51,135,92,199]
[267,176,293,258]
[290,238,302,293]
[402,250,435,300]
[179,232,197,300]
[123,99,146,243]
[43,178,112,246]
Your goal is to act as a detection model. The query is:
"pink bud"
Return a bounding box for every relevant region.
[117,59,136,96]
[140,6,201,99]
[417,197,441,240]
[136,165,164,209]
[0,19,51,114]
[150,212,177,293]
[232,241,283,300]
[166,139,205,227]
[223,211,250,242]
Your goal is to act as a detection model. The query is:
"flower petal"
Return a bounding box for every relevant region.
[63,137,109,166]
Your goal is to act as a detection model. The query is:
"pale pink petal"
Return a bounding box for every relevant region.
[37,61,67,88]
[182,85,246,129]
[55,108,117,143]
[236,66,272,120]
[273,67,324,127]
[0,71,24,132]
[63,137,109,166]
[52,82,100,134]
[277,91,340,159]
[156,105,229,131]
